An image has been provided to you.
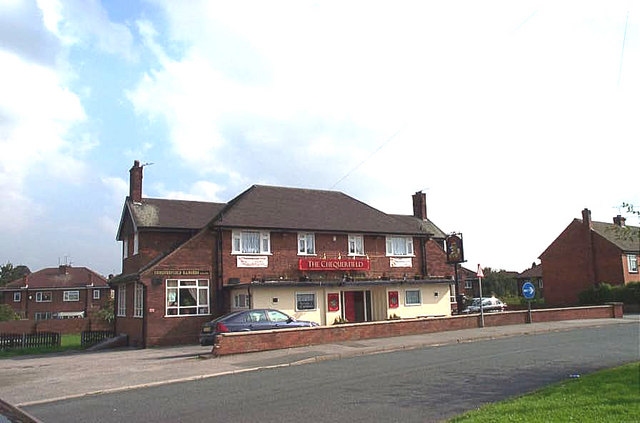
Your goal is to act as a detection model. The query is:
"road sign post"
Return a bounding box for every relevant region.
[522,281,536,324]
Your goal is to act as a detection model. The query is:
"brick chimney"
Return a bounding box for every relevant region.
[412,191,427,220]
[59,264,70,274]
[129,160,143,203]
[582,208,592,229]
[613,215,626,227]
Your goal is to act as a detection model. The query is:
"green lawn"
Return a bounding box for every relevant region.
[449,362,640,422]
[0,333,83,358]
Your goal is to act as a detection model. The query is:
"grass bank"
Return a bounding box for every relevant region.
[450,362,640,422]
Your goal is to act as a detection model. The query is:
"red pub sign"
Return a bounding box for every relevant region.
[298,257,370,271]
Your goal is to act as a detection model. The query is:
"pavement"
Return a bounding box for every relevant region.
[1,315,638,411]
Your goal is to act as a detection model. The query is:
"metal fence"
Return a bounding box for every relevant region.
[0,332,61,350]
[81,330,115,347]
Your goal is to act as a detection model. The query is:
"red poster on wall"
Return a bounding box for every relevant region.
[327,293,340,312]
[388,291,399,309]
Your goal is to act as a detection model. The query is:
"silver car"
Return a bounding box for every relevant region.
[462,297,507,314]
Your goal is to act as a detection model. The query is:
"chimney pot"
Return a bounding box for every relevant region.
[412,191,427,220]
[581,208,592,229]
[613,215,626,227]
[129,160,143,203]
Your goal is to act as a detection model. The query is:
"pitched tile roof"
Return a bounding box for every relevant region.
[517,264,543,279]
[210,185,428,235]
[130,198,225,230]
[1,266,108,290]
[591,220,640,252]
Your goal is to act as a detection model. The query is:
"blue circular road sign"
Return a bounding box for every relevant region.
[522,281,536,300]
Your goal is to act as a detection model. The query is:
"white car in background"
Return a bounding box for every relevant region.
[462,297,507,314]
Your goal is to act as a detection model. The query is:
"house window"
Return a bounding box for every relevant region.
[34,312,52,321]
[63,290,80,302]
[296,292,317,311]
[117,286,126,317]
[93,289,101,300]
[538,279,544,289]
[134,283,143,318]
[36,292,52,302]
[123,238,129,259]
[628,254,638,273]
[465,279,472,290]
[166,279,210,316]
[450,284,456,304]
[133,232,139,255]
[232,231,270,254]
[298,233,315,255]
[234,293,250,308]
[13,292,21,302]
[386,236,414,256]
[348,235,364,256]
[405,289,421,306]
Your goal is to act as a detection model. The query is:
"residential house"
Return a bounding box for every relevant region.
[0,265,111,320]
[111,161,459,347]
[516,263,543,299]
[540,208,640,306]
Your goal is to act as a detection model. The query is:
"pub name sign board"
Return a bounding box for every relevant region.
[298,257,370,271]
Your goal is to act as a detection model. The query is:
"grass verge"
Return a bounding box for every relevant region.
[0,333,83,358]
[449,362,640,422]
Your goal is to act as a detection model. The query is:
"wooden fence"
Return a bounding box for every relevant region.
[0,332,61,350]
[81,330,115,347]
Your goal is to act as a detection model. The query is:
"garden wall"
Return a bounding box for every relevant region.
[212,303,623,357]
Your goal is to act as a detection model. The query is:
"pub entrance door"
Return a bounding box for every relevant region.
[341,290,372,323]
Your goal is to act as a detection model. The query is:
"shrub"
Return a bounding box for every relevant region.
[578,282,640,305]
[0,304,19,321]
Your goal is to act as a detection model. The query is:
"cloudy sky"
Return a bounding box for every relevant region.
[1,0,639,277]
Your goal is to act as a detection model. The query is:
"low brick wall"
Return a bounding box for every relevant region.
[212,303,623,357]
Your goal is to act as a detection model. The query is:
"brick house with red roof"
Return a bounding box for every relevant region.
[110,161,459,347]
[0,265,112,320]
[540,208,640,306]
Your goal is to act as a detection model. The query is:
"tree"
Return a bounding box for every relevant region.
[0,262,31,286]
[481,267,518,298]
[0,304,19,321]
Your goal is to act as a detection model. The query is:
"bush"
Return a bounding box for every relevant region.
[578,282,640,306]
[0,304,19,321]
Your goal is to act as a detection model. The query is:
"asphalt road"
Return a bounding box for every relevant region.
[23,323,639,423]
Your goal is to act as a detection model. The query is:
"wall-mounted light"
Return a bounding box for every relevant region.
[434,292,439,298]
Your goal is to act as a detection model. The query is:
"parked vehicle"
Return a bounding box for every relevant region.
[461,297,507,314]
[199,309,319,346]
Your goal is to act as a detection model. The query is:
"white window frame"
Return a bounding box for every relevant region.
[405,289,421,306]
[34,312,52,321]
[93,289,101,300]
[297,233,316,255]
[13,292,21,302]
[465,279,473,290]
[165,279,210,316]
[36,291,52,302]
[234,293,251,309]
[133,232,139,255]
[123,238,129,259]
[231,230,271,255]
[450,284,456,304]
[385,236,414,257]
[63,290,80,302]
[117,286,126,317]
[295,292,317,311]
[628,254,638,273]
[348,234,365,256]
[134,283,143,318]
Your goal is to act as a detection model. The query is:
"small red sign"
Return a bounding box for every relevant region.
[388,291,399,308]
[298,257,370,271]
[327,293,340,312]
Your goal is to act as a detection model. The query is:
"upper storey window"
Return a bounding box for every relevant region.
[348,235,364,256]
[386,236,414,256]
[232,230,271,254]
[298,233,316,255]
